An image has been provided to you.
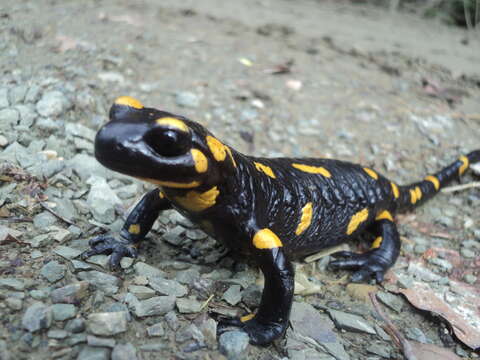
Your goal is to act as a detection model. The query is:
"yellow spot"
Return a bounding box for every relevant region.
[425,175,440,191]
[174,186,219,212]
[159,191,165,199]
[372,236,383,249]
[206,135,237,167]
[409,189,417,204]
[390,182,399,199]
[363,168,378,180]
[254,162,276,179]
[295,202,313,236]
[128,224,140,235]
[414,186,422,201]
[138,177,201,189]
[252,229,283,249]
[346,208,369,235]
[458,155,469,176]
[292,163,331,177]
[191,149,208,173]
[375,210,393,222]
[240,314,255,322]
[114,96,143,109]
[156,117,189,132]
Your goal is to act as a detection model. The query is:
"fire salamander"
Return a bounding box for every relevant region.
[81,96,480,345]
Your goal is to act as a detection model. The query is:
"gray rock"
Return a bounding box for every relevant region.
[376,292,403,313]
[68,154,113,181]
[65,318,85,333]
[25,84,41,103]
[0,278,25,291]
[36,90,70,117]
[87,335,116,348]
[175,91,199,108]
[162,225,186,246]
[25,233,53,248]
[176,296,203,313]
[223,285,242,306]
[218,331,249,360]
[176,323,205,344]
[9,85,28,104]
[36,117,61,132]
[460,248,475,258]
[464,274,477,284]
[86,177,122,223]
[290,302,349,360]
[5,297,23,311]
[133,296,176,317]
[128,285,156,300]
[328,309,376,334]
[54,245,83,259]
[199,317,217,345]
[428,257,453,272]
[51,197,77,222]
[85,255,109,269]
[148,276,188,297]
[87,312,128,336]
[405,327,430,344]
[77,271,121,295]
[366,343,391,358]
[77,346,110,360]
[0,340,11,360]
[111,343,138,360]
[33,211,57,229]
[22,302,52,332]
[51,303,77,321]
[40,260,66,283]
[65,122,96,141]
[175,268,200,285]
[408,262,441,282]
[47,329,68,339]
[134,262,166,278]
[241,284,262,308]
[164,310,180,330]
[0,88,9,108]
[30,288,51,300]
[146,322,165,337]
[15,104,36,127]
[67,332,87,346]
[139,343,166,352]
[0,108,19,127]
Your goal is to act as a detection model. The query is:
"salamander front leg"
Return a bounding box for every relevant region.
[81,188,171,268]
[329,210,400,283]
[218,229,294,345]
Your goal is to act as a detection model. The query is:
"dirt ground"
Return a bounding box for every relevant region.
[0,0,479,359]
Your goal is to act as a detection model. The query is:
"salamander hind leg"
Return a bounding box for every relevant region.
[329,210,400,283]
[217,229,294,345]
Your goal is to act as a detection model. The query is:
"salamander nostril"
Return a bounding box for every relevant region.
[145,128,192,157]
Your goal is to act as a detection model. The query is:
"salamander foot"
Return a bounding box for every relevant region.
[80,235,138,269]
[217,316,286,346]
[329,250,391,283]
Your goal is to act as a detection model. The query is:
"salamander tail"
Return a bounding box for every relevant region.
[395,150,480,211]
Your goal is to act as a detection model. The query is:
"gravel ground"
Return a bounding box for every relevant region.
[0,1,479,359]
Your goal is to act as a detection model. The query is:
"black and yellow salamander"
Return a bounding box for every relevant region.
[81,96,480,345]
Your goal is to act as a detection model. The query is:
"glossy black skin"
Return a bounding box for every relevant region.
[81,99,480,345]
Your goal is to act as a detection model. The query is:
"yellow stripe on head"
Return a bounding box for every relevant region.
[253,229,283,249]
[363,168,378,180]
[292,163,331,177]
[156,117,189,132]
[206,135,237,168]
[375,210,393,222]
[295,202,313,235]
[424,176,440,191]
[346,208,369,235]
[409,189,417,204]
[114,96,144,109]
[458,155,469,176]
[254,162,276,179]
[191,149,208,173]
[240,314,255,322]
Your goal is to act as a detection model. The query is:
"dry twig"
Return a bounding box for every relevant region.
[441,182,480,193]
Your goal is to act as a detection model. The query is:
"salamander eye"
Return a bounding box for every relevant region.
[146,129,192,156]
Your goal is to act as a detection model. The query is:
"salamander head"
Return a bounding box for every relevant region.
[94,96,236,189]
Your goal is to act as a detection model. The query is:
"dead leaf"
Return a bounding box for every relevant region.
[409,342,461,360]
[400,284,480,350]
